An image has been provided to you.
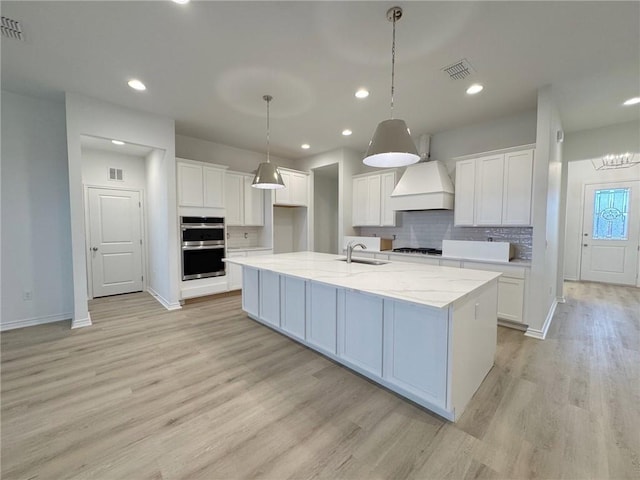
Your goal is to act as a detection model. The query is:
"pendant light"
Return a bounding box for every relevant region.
[363,6,419,168]
[252,95,285,189]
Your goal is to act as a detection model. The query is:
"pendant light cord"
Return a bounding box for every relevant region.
[390,11,396,120]
[264,94,272,164]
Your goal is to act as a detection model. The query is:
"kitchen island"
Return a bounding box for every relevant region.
[224,251,501,421]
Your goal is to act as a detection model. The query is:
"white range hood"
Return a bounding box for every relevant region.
[388,161,455,211]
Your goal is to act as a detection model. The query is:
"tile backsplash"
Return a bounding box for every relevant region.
[359,210,533,260]
[227,226,261,249]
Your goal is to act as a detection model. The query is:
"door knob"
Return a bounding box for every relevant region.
[92,247,98,252]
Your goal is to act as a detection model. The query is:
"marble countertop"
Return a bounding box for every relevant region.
[343,249,531,266]
[227,247,272,252]
[225,251,501,310]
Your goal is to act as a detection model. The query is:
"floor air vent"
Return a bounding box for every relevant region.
[442,59,475,80]
[1,16,24,41]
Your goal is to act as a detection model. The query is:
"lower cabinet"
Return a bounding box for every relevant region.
[242,267,259,318]
[227,252,245,290]
[306,282,338,355]
[244,270,450,412]
[339,291,383,377]
[259,270,280,327]
[497,277,525,323]
[281,276,305,340]
[383,301,448,406]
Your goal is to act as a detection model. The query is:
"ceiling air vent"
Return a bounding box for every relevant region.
[442,58,475,80]
[109,168,124,181]
[1,16,24,41]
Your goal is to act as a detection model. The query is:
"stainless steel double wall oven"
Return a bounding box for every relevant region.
[180,216,226,280]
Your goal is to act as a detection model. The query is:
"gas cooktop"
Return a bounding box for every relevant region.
[392,247,443,256]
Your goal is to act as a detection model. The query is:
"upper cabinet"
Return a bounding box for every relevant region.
[177,159,227,209]
[352,170,397,227]
[225,171,264,226]
[274,168,309,207]
[454,148,534,227]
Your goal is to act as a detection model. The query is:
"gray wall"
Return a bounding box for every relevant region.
[176,134,297,173]
[313,168,339,254]
[563,120,640,162]
[1,91,73,330]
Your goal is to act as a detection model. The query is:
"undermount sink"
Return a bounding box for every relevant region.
[337,258,388,266]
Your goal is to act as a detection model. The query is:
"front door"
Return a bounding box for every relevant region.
[88,187,143,297]
[580,181,639,285]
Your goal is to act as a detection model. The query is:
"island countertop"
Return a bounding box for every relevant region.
[225,251,501,309]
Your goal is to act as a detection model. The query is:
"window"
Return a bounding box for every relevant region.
[592,188,630,240]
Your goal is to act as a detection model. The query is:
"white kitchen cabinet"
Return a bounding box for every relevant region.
[227,249,273,291]
[178,162,204,207]
[454,147,534,227]
[475,155,504,225]
[281,276,306,340]
[242,267,259,318]
[177,159,227,208]
[275,168,309,207]
[352,170,397,227]
[462,261,527,324]
[497,277,525,323]
[259,270,280,327]
[225,173,244,225]
[339,291,384,377]
[380,171,397,226]
[225,172,264,226]
[227,251,245,290]
[454,159,476,226]
[243,175,264,226]
[306,282,337,355]
[383,300,448,406]
[352,177,368,226]
[502,150,534,225]
[203,166,225,208]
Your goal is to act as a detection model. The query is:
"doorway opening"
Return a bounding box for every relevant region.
[313,163,339,254]
[80,135,165,298]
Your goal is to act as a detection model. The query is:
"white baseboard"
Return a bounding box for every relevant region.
[72,313,92,329]
[1,312,72,332]
[556,295,566,303]
[147,287,182,311]
[525,299,558,340]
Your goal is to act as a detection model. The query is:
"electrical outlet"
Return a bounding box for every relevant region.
[23,290,32,301]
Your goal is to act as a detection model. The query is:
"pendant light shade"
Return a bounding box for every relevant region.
[363,119,419,167]
[252,94,285,189]
[363,6,419,168]
[252,161,285,189]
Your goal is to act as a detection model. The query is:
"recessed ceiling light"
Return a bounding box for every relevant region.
[172,0,190,3]
[342,129,352,136]
[128,79,146,91]
[301,144,310,150]
[466,84,484,95]
[111,140,125,146]
[355,89,369,99]
[623,97,640,106]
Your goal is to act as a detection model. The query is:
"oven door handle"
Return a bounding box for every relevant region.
[181,225,224,230]
[182,245,225,251]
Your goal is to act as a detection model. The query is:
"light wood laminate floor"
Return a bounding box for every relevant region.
[2,282,638,479]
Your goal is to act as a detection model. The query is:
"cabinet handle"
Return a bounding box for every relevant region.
[583,244,588,247]
[92,247,98,252]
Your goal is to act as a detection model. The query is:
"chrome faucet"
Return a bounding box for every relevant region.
[346,241,367,263]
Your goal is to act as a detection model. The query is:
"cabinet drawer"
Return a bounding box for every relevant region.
[462,261,526,279]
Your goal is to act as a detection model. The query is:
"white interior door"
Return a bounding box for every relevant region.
[88,188,143,297]
[580,181,639,285]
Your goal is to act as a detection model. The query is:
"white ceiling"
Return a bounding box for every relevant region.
[2,1,639,160]
[80,135,155,157]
